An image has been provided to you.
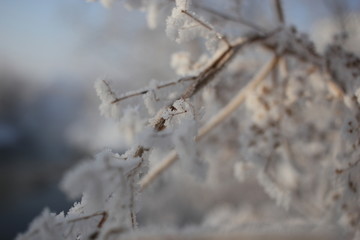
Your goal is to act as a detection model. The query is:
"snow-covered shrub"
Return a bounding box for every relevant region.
[17,0,360,239]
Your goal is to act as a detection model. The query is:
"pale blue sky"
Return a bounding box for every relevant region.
[0,0,358,82]
[0,0,108,79]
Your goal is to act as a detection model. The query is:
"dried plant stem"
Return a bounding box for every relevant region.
[279,57,289,78]
[181,9,231,46]
[197,56,279,140]
[326,76,345,99]
[139,150,177,190]
[111,76,196,104]
[180,35,265,100]
[260,42,344,99]
[139,57,278,190]
[111,10,273,106]
[67,211,108,224]
[274,0,285,24]
[193,3,266,33]
[111,37,264,105]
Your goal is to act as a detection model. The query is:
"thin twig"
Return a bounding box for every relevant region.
[180,33,271,101]
[326,74,345,99]
[335,159,360,174]
[274,0,285,24]
[111,77,196,104]
[181,9,231,47]
[197,56,279,140]
[139,150,177,190]
[181,47,234,99]
[192,3,266,34]
[129,177,137,230]
[111,9,274,105]
[110,37,256,105]
[139,57,278,190]
[168,0,266,34]
[279,57,289,78]
[260,38,345,99]
[67,211,108,224]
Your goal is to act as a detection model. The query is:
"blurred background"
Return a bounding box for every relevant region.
[0,0,359,239]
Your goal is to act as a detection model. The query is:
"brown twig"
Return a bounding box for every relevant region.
[180,9,231,47]
[111,77,196,104]
[274,0,285,24]
[110,9,275,106]
[192,3,266,33]
[179,32,276,101]
[67,211,108,225]
[335,159,360,174]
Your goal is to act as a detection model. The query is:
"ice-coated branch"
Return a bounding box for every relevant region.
[139,57,278,190]
[179,9,231,47]
[192,3,266,34]
[180,35,261,99]
[111,19,269,106]
[111,76,197,104]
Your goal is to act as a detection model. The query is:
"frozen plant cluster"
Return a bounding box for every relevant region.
[17,0,360,239]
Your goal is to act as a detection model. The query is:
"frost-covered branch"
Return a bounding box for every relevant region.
[139,56,278,190]
[192,3,266,34]
[17,0,360,239]
[111,76,197,104]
